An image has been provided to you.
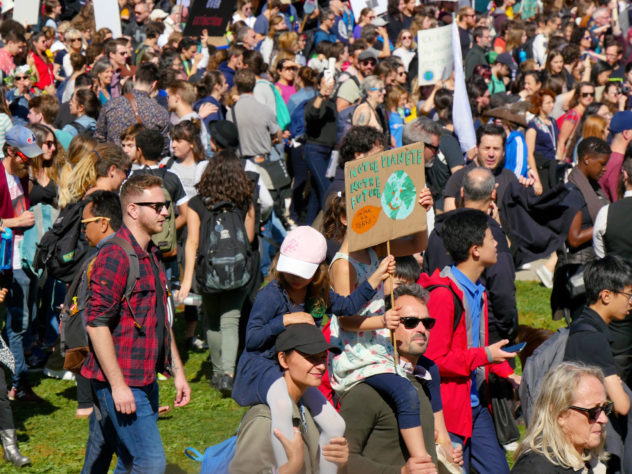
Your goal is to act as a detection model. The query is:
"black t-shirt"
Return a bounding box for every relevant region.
[563,307,618,377]
[29,179,57,207]
[425,133,464,211]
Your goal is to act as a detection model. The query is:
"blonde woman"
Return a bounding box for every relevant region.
[393,29,416,72]
[512,362,608,472]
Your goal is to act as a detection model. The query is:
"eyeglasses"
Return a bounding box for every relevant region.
[581,91,595,98]
[133,201,171,213]
[616,291,632,302]
[80,216,110,231]
[424,142,439,154]
[15,76,28,81]
[400,316,436,330]
[568,401,613,422]
[369,87,385,93]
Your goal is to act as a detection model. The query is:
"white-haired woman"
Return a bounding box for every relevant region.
[512,362,609,473]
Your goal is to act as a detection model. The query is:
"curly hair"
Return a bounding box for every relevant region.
[195,150,252,212]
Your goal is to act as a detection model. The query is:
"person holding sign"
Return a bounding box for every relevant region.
[232,226,395,474]
[324,187,437,471]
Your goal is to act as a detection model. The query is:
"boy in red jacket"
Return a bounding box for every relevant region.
[418,209,520,473]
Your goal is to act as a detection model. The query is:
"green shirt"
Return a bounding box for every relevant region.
[489,74,506,95]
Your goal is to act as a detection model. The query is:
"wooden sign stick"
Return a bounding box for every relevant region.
[387,240,399,365]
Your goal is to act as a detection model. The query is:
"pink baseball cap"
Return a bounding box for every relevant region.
[276,226,327,279]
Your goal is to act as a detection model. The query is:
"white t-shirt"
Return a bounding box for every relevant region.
[5,170,26,270]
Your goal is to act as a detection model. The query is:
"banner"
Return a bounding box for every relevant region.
[417,24,453,86]
[451,21,476,152]
[94,0,122,39]
[183,0,233,37]
[14,0,40,26]
[345,143,427,252]
[349,0,387,23]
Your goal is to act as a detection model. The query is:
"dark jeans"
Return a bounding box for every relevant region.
[448,404,509,474]
[82,380,165,474]
[288,145,319,225]
[303,142,333,223]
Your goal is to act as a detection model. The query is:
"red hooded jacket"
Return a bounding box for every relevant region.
[418,267,513,440]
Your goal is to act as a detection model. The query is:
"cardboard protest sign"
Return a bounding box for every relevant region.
[94,0,122,39]
[14,0,40,26]
[345,143,427,252]
[417,24,453,86]
[349,0,387,23]
[184,0,233,37]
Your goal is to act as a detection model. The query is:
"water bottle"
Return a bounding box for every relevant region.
[0,227,12,271]
[183,293,202,307]
[404,107,411,117]
[519,50,527,64]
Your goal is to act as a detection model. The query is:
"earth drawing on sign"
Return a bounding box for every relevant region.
[380,170,416,220]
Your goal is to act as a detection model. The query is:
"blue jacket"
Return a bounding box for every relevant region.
[232,279,377,406]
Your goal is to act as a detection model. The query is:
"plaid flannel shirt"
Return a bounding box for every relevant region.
[80,226,171,387]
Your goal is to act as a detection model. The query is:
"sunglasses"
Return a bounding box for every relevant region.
[581,91,595,98]
[400,316,436,330]
[80,216,110,231]
[133,201,171,213]
[283,66,298,71]
[568,401,613,422]
[424,142,439,154]
[402,35,412,40]
[16,150,31,163]
[43,140,55,148]
[70,38,82,42]
[361,59,377,66]
[369,87,385,93]
[15,76,29,81]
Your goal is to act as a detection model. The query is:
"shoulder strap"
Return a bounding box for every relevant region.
[425,284,464,333]
[101,236,139,301]
[124,93,143,125]
[162,157,175,170]
[230,105,244,158]
[70,120,86,135]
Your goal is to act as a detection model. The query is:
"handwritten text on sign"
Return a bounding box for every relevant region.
[417,24,453,86]
[345,143,427,252]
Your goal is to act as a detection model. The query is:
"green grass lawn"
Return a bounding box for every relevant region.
[0,281,556,473]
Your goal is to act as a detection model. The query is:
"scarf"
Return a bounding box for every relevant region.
[567,166,609,222]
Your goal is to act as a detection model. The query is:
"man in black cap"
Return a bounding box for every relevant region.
[489,53,516,95]
[229,324,349,474]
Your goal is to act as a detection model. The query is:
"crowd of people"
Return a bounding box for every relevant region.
[0,0,632,472]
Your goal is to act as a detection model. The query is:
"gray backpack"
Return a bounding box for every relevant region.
[519,322,595,426]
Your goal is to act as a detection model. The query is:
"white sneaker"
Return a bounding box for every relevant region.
[43,368,76,381]
[535,266,553,289]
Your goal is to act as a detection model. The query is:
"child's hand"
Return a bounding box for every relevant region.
[283,312,315,327]
[0,288,6,304]
[368,255,395,289]
[383,306,401,331]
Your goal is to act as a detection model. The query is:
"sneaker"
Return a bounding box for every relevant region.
[503,441,519,452]
[14,386,43,403]
[535,266,553,289]
[217,374,234,398]
[43,368,76,381]
[186,336,206,352]
[157,373,167,381]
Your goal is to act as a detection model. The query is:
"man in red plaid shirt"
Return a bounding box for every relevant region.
[81,174,190,473]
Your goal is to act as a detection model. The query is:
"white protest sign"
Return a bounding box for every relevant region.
[94,0,122,39]
[350,0,387,23]
[14,0,40,26]
[417,24,453,86]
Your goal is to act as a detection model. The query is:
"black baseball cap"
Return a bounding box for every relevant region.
[275,324,341,355]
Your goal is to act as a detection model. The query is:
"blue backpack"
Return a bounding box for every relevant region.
[184,435,237,474]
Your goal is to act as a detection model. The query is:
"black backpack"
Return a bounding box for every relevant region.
[59,236,139,373]
[33,200,91,283]
[195,200,253,294]
[68,120,95,137]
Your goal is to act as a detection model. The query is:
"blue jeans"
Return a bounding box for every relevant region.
[4,269,37,388]
[303,142,333,221]
[82,381,166,474]
[448,404,509,474]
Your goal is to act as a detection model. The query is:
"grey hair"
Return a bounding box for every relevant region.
[236,26,254,43]
[463,167,495,202]
[319,8,334,22]
[514,362,608,469]
[361,75,384,97]
[393,283,429,303]
[402,117,443,146]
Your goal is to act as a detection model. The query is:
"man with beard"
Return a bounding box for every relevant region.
[339,284,463,473]
[0,126,42,402]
